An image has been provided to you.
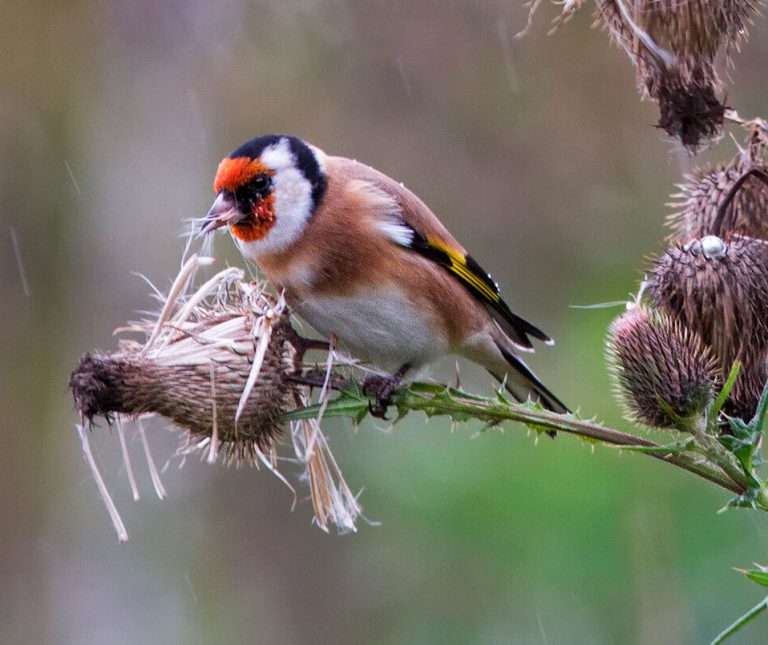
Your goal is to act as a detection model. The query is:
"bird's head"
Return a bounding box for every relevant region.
[202,134,327,255]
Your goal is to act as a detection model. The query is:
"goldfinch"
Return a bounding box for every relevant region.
[202,134,567,415]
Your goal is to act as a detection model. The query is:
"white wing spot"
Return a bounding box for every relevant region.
[376,220,415,247]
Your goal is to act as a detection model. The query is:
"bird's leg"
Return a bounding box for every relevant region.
[362,364,411,420]
[277,314,331,372]
[286,370,349,391]
[277,316,348,392]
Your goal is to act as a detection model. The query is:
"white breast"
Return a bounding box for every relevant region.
[294,286,448,374]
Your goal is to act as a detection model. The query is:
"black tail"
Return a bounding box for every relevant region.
[491,343,569,415]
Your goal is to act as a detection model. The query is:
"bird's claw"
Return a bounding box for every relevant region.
[362,374,400,420]
[277,314,331,373]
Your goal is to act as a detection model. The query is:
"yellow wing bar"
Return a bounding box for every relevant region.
[425,237,501,305]
[400,230,551,349]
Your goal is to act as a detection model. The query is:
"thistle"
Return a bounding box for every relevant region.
[593,0,760,148]
[69,340,295,461]
[645,235,768,418]
[668,137,768,241]
[607,305,720,429]
[69,255,361,539]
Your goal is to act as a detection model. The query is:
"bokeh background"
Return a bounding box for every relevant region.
[2,2,768,643]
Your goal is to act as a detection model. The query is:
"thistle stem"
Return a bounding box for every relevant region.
[284,382,763,508]
[710,596,768,644]
[398,388,747,498]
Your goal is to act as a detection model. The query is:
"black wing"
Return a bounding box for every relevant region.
[402,227,552,350]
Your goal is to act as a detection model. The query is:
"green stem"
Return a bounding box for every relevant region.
[711,596,768,644]
[284,382,760,505]
[398,388,745,498]
[694,436,752,490]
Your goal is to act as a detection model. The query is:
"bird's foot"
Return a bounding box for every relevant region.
[362,364,410,419]
[362,375,399,419]
[278,315,331,372]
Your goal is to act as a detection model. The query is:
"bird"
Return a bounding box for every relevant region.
[201,134,567,416]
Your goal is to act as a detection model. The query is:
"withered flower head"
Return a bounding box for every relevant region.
[69,267,297,462]
[594,0,759,148]
[607,305,720,429]
[69,256,362,537]
[645,235,768,419]
[668,150,768,242]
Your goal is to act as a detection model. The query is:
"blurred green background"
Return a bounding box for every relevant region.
[2,2,768,643]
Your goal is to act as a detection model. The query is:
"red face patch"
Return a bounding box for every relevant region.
[213,156,273,193]
[213,156,277,242]
[230,194,276,243]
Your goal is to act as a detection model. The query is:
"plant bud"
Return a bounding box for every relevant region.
[646,236,768,369]
[607,306,720,428]
[646,236,768,418]
[594,0,758,148]
[668,156,768,242]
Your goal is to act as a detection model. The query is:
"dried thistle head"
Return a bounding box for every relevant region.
[607,305,720,429]
[668,144,768,241]
[69,263,298,465]
[69,336,295,461]
[69,256,362,537]
[594,0,760,148]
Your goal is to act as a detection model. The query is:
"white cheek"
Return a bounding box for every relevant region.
[260,138,293,170]
[268,167,313,251]
[237,140,314,257]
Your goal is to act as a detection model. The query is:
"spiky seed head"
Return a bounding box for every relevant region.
[594,0,759,148]
[646,235,768,370]
[645,235,768,419]
[607,306,720,429]
[70,323,297,461]
[69,268,301,465]
[667,155,768,242]
[71,333,294,448]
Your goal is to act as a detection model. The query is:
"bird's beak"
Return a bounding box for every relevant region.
[200,192,239,235]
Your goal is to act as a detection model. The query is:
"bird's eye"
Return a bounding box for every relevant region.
[234,174,272,214]
[252,174,271,193]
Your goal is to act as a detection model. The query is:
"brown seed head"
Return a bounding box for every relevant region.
[607,306,720,429]
[645,235,768,418]
[70,329,295,460]
[69,269,299,464]
[68,258,363,535]
[599,0,754,59]
[668,149,768,242]
[646,235,768,368]
[594,0,760,148]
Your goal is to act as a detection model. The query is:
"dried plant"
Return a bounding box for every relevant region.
[668,134,768,241]
[595,0,761,148]
[523,0,764,149]
[607,305,720,430]
[69,255,361,539]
